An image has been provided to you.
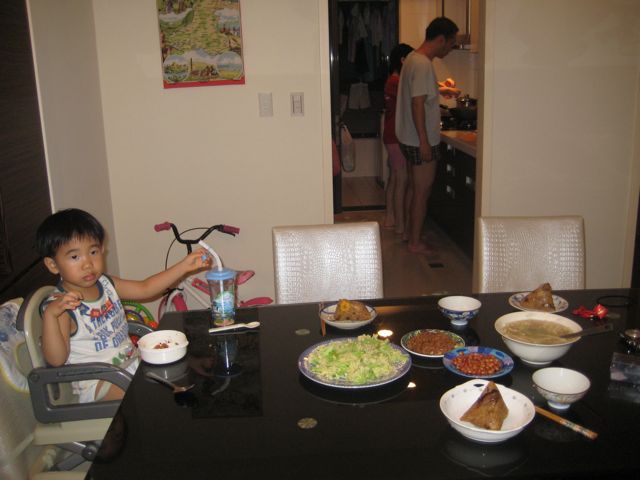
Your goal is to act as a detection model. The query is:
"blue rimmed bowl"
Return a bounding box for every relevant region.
[443,346,514,379]
[438,296,482,326]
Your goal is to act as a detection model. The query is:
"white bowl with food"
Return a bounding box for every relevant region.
[440,379,535,443]
[438,296,482,326]
[320,300,377,330]
[532,367,590,410]
[138,330,189,365]
[494,312,582,366]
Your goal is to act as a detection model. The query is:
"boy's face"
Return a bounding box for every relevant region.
[44,236,105,294]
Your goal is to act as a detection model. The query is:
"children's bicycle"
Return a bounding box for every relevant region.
[154,221,272,320]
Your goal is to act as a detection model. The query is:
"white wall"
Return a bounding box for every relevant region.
[28,0,120,274]
[29,0,333,308]
[479,0,640,288]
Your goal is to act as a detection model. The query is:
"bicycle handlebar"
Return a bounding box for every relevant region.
[154,221,240,253]
[154,222,172,232]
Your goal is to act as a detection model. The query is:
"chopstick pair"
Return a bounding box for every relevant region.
[534,406,598,440]
[318,302,326,336]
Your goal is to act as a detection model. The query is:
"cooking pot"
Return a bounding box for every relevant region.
[448,94,477,121]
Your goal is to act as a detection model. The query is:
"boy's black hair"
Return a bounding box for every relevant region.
[35,208,105,258]
[425,16,458,41]
[389,43,414,75]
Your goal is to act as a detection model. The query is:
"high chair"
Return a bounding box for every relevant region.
[16,286,151,473]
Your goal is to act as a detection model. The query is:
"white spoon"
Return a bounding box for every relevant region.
[208,321,260,334]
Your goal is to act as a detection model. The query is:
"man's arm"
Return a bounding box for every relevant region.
[411,95,432,163]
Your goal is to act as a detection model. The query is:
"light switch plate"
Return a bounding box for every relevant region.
[291,92,304,116]
[258,93,273,117]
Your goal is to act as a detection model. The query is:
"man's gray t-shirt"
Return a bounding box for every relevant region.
[395,51,440,148]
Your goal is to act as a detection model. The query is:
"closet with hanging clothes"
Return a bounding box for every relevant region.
[330,0,399,210]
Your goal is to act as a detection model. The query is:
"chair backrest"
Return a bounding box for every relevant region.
[272,222,384,304]
[17,286,78,405]
[474,216,585,293]
[18,286,55,370]
[0,299,43,480]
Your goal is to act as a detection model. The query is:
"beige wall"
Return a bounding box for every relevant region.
[479,0,640,288]
[28,0,120,274]
[26,0,640,306]
[29,0,333,308]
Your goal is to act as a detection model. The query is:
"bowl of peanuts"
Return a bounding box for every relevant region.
[443,346,514,379]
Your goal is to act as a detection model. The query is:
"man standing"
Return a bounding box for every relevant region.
[396,17,460,254]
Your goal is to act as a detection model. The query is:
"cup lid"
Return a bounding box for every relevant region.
[205,268,236,281]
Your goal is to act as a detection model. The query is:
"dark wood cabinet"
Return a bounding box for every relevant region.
[0,0,55,301]
[429,143,475,258]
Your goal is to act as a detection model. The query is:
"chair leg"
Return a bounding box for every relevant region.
[53,452,85,471]
[53,441,100,470]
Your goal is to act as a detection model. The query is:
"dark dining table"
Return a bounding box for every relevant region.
[86,289,640,480]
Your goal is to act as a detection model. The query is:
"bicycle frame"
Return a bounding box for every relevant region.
[155,221,272,319]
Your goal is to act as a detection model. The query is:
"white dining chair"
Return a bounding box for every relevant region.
[474,216,585,293]
[272,222,384,304]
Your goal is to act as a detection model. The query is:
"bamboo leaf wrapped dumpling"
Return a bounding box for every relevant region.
[460,381,509,430]
[333,299,371,321]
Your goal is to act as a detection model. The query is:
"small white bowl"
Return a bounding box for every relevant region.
[440,379,535,443]
[532,367,590,410]
[438,296,482,326]
[138,330,188,365]
[494,312,582,366]
[320,303,377,330]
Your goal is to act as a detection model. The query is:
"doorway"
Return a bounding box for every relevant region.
[329,0,399,213]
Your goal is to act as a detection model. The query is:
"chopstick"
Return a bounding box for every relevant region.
[534,406,598,440]
[319,302,326,336]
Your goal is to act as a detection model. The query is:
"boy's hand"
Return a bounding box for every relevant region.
[45,291,83,318]
[183,248,213,273]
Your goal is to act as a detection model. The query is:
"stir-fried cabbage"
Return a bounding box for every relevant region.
[307,335,408,384]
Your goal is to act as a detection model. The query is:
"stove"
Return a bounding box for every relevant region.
[440,116,476,131]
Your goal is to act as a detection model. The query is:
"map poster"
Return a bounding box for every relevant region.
[157,0,244,89]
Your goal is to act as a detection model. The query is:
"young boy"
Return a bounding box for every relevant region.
[35,208,211,403]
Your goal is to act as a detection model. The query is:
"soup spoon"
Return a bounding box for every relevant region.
[559,323,613,339]
[208,321,260,334]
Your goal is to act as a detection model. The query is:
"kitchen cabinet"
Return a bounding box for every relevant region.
[429,143,475,258]
[439,0,480,52]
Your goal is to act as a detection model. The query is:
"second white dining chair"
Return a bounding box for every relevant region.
[474,216,585,293]
[272,222,383,304]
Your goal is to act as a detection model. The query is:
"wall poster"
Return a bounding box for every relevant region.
[157,0,244,88]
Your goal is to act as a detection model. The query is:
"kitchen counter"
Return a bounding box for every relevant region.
[440,130,477,157]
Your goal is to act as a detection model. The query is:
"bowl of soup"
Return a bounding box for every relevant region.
[494,312,582,366]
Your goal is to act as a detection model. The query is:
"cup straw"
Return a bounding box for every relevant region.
[199,240,227,318]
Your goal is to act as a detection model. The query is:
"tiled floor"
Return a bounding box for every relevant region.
[341,176,385,208]
[334,209,473,298]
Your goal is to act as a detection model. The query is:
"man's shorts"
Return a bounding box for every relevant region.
[399,143,441,165]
